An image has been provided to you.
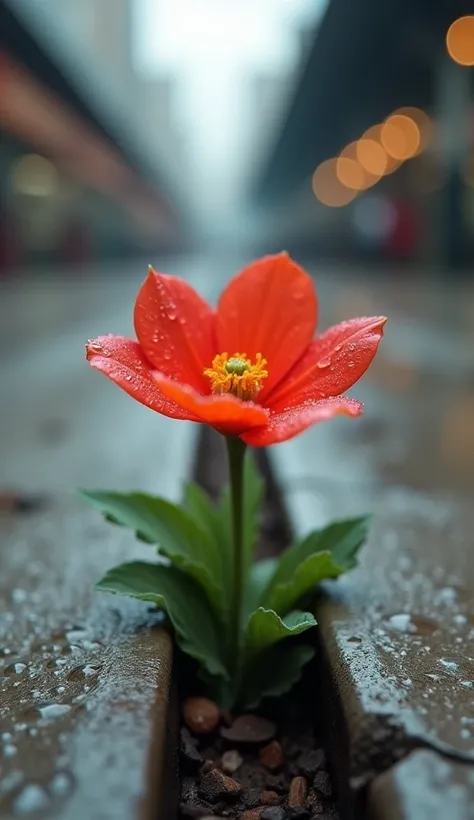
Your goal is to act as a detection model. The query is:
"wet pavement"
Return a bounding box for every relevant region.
[270,264,474,818]
[0,261,204,818]
[369,750,474,820]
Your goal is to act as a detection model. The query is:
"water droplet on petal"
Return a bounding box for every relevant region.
[347,361,355,369]
[317,357,331,369]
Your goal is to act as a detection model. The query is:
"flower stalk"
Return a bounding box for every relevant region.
[226,435,247,680]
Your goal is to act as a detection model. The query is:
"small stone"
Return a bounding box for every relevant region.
[199,768,243,802]
[259,740,284,770]
[180,727,203,770]
[296,748,325,778]
[306,787,324,814]
[240,810,266,820]
[313,771,332,799]
[289,776,308,808]
[221,714,276,744]
[286,808,310,819]
[200,759,216,775]
[259,790,280,805]
[261,808,286,820]
[265,774,287,793]
[221,749,243,774]
[246,788,264,808]
[183,697,220,734]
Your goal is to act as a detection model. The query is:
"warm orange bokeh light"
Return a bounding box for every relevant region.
[336,156,366,190]
[362,125,402,174]
[312,159,358,207]
[356,139,387,178]
[381,115,420,160]
[446,16,474,66]
[394,107,431,154]
[340,142,379,189]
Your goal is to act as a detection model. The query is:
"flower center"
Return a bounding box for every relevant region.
[204,352,268,401]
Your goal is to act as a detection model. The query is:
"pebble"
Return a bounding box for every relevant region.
[199,759,216,775]
[259,789,280,805]
[199,768,242,802]
[183,697,220,734]
[241,810,266,820]
[260,808,286,820]
[265,773,287,793]
[306,787,324,813]
[296,748,325,778]
[221,749,243,774]
[259,740,284,770]
[313,770,332,799]
[180,727,203,769]
[221,714,276,744]
[289,776,308,808]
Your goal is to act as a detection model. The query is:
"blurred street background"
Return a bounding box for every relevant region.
[1,0,474,494]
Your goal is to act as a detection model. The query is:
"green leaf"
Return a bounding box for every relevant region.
[241,644,315,709]
[80,490,224,616]
[244,607,316,664]
[263,517,370,614]
[323,516,371,570]
[264,551,343,614]
[244,558,278,619]
[97,561,228,679]
[183,482,225,562]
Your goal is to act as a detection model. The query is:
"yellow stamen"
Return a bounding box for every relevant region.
[204,352,268,402]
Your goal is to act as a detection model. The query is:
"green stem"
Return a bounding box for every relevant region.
[226,435,247,679]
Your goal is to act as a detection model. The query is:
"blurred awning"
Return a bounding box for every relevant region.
[253,0,473,204]
[0,0,183,241]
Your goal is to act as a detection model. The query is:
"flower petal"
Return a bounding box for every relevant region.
[216,253,317,400]
[241,397,363,447]
[153,374,269,436]
[268,316,386,412]
[134,268,216,392]
[86,335,196,420]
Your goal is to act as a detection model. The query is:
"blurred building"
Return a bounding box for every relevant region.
[0,0,185,270]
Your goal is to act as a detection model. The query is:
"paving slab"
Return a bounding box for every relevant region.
[0,261,207,818]
[368,750,474,820]
[0,501,178,820]
[269,268,474,813]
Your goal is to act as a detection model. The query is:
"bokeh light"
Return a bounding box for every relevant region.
[356,139,387,179]
[335,155,366,190]
[394,107,431,154]
[381,115,420,160]
[446,16,474,66]
[11,154,59,197]
[312,159,358,207]
[362,125,402,174]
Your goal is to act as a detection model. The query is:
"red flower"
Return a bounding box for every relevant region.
[86,254,385,446]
